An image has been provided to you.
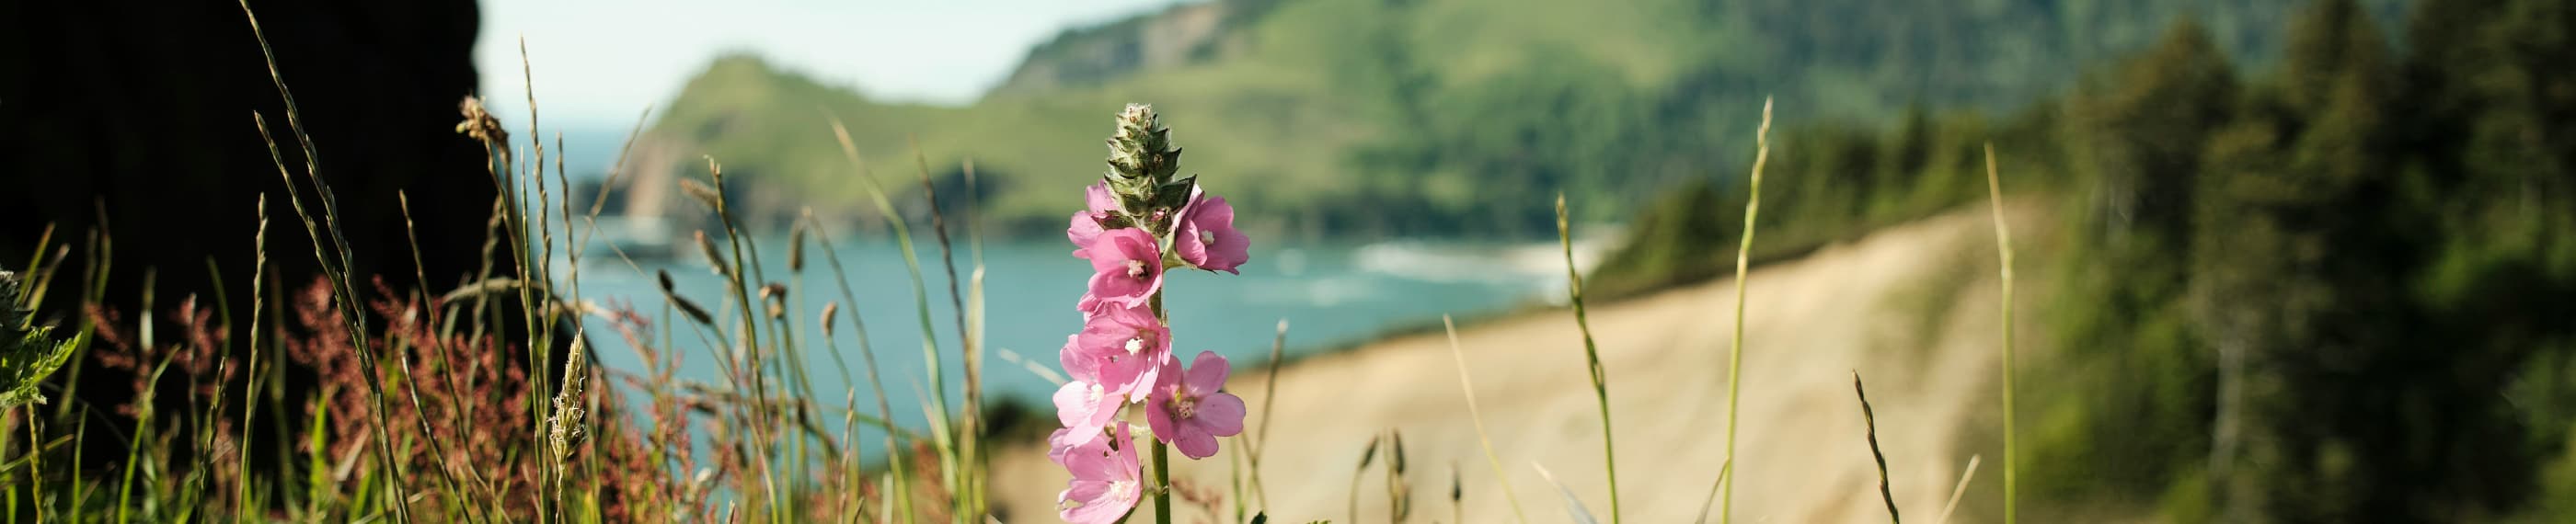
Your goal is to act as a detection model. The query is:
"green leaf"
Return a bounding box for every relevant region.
[0,270,78,409]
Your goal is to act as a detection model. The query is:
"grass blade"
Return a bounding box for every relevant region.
[1982,143,2018,524]
[1248,319,1286,512]
[1443,314,1528,523]
[1718,97,1774,524]
[1855,371,1897,523]
[1692,461,1730,524]
[1530,463,1602,524]
[1935,455,1981,524]
[1555,194,1619,524]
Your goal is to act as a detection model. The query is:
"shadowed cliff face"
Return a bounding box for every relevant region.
[0,0,496,473]
[1,0,490,313]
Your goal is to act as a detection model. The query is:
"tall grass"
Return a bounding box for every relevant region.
[241,1,417,518]
[0,5,1034,521]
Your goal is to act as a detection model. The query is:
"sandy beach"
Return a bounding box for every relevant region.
[993,206,2047,523]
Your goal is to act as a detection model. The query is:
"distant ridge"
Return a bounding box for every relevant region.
[642,0,2409,238]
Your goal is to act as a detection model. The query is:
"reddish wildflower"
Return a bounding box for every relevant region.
[85,303,154,417]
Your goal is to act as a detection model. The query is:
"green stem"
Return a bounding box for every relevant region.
[1152,439,1172,524]
[1982,144,2018,524]
[1557,195,1619,524]
[1148,294,1173,524]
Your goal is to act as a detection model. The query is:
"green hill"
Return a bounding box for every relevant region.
[644,0,2405,238]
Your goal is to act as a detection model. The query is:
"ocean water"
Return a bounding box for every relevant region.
[560,232,1587,460]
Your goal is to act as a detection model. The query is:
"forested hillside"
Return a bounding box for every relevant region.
[1596,0,2576,520]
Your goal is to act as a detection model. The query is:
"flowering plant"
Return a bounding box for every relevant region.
[1051,105,1251,523]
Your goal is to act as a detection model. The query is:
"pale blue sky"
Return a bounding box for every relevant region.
[475,0,1183,128]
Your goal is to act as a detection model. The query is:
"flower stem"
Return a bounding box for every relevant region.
[1153,439,1173,524]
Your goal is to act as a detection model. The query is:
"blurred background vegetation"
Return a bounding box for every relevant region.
[1593,0,2576,520]
[5,0,2571,520]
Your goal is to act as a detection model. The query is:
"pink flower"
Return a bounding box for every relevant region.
[1145,351,1248,459]
[1066,212,1106,258]
[1077,228,1162,313]
[1174,189,1250,274]
[1046,427,1085,464]
[1066,182,1120,258]
[1056,423,1143,524]
[1052,379,1125,447]
[1064,303,1169,400]
[1086,181,1120,214]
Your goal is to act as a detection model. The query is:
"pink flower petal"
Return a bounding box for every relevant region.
[1052,381,1121,447]
[1206,224,1250,273]
[1046,427,1083,465]
[1052,428,1119,480]
[1172,427,1220,459]
[1058,335,1098,382]
[1191,392,1247,437]
[1080,271,1156,312]
[1112,352,1167,403]
[1073,305,1170,400]
[1175,192,1249,273]
[1059,480,1127,524]
[1066,211,1105,258]
[1184,351,1231,393]
[1112,423,1139,467]
[1144,386,1179,447]
[1055,424,1142,524]
[1084,181,1118,215]
[1081,229,1163,313]
[1052,382,1093,427]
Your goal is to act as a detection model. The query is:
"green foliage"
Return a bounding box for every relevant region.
[1604,0,2576,519]
[1588,108,2064,299]
[2030,0,2576,519]
[0,271,78,409]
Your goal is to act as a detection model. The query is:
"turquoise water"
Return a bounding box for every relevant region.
[563,233,1564,457]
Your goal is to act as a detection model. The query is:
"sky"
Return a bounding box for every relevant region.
[475,0,1183,129]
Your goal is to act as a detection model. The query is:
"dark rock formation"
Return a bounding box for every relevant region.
[2,0,493,315]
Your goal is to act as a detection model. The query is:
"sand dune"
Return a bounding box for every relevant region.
[992,206,2047,523]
